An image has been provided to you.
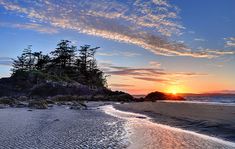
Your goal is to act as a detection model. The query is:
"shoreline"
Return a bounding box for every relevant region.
[104,104,235,149]
[1,101,235,148]
[113,101,235,142]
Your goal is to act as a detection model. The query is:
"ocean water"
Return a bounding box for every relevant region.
[134,94,235,104]
[183,95,235,104]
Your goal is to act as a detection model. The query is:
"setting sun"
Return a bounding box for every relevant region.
[172,90,177,95]
[166,86,184,95]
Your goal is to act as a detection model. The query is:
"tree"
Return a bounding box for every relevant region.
[33,52,50,71]
[50,40,77,77]
[22,45,34,71]
[77,45,100,85]
[11,40,107,88]
[12,55,26,72]
[12,45,34,73]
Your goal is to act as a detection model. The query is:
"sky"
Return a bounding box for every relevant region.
[0,0,235,94]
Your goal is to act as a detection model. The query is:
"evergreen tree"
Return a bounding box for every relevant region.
[11,40,107,87]
[50,40,77,77]
[77,45,100,85]
[22,45,34,71]
[12,55,27,72]
[33,52,50,71]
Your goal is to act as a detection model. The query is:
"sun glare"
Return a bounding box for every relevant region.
[166,86,183,95]
[172,90,177,95]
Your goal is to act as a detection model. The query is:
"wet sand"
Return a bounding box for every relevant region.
[1,102,235,149]
[114,101,235,142]
[104,105,235,149]
[0,105,128,149]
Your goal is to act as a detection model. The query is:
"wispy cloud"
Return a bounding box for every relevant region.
[97,51,140,57]
[100,61,207,85]
[149,61,161,68]
[0,22,59,34]
[0,0,234,58]
[110,83,134,88]
[0,57,12,66]
[133,77,169,83]
[225,37,235,47]
[194,38,205,42]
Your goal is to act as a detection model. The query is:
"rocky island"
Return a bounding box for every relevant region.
[0,40,135,109]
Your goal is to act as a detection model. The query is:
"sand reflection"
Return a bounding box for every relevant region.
[103,105,235,149]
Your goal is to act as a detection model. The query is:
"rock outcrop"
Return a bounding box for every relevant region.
[145,91,185,101]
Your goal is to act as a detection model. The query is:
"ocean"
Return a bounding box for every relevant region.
[183,94,235,104]
[133,94,235,104]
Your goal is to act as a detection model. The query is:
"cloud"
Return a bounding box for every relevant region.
[0,0,234,58]
[100,62,207,85]
[109,83,134,87]
[133,77,169,83]
[0,57,12,66]
[194,38,205,42]
[225,37,235,47]
[149,61,161,68]
[0,22,59,34]
[97,52,118,57]
[120,52,141,57]
[97,51,140,57]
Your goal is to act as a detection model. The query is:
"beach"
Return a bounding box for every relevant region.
[0,104,128,149]
[0,102,235,149]
[114,101,235,142]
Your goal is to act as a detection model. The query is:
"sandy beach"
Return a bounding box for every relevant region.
[0,102,235,149]
[0,104,128,149]
[114,101,235,142]
[104,105,235,149]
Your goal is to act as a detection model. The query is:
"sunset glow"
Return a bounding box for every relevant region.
[0,0,235,95]
[166,86,184,95]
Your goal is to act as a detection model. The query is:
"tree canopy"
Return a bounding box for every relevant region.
[12,40,107,88]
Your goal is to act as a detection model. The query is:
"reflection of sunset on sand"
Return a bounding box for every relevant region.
[104,105,235,149]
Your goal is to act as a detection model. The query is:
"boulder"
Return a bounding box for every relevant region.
[70,101,87,110]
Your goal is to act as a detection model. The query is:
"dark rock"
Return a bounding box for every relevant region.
[145,91,185,101]
[15,102,28,108]
[70,102,87,110]
[45,99,55,104]
[0,97,16,106]
[145,91,166,101]
[28,100,48,109]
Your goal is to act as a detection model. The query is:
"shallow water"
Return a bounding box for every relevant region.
[0,106,128,149]
[103,105,235,149]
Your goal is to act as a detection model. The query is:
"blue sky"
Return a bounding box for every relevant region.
[0,0,235,94]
